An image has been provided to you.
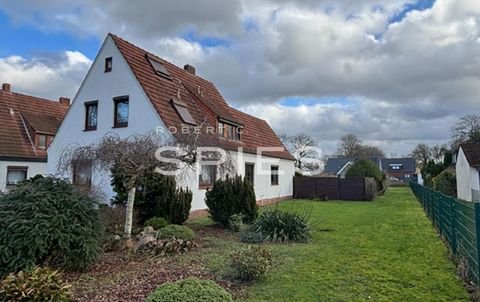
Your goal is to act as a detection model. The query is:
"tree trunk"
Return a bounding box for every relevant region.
[124,186,136,238]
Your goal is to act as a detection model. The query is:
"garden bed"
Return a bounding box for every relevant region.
[65,188,469,301]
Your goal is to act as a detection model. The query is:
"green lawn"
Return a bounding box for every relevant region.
[189,187,470,302]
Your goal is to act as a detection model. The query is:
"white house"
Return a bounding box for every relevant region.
[47,33,295,214]
[0,83,69,191]
[456,143,480,201]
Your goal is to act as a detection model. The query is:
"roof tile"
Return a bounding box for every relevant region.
[110,34,293,161]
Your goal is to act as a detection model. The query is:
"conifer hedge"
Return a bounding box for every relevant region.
[0,176,103,277]
[205,176,257,226]
[111,169,192,225]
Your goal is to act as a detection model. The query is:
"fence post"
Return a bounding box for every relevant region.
[474,202,480,284]
[450,198,457,256]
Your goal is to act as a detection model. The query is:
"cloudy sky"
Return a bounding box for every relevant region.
[1,0,479,156]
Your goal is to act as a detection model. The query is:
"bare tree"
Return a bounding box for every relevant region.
[337,134,362,157]
[410,143,431,167]
[451,114,480,149]
[282,134,319,171]
[58,129,234,238]
[356,145,385,158]
[337,134,384,158]
[431,144,448,163]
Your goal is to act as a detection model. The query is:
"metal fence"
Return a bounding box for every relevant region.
[410,182,480,284]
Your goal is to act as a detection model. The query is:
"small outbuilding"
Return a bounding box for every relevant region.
[456,143,480,201]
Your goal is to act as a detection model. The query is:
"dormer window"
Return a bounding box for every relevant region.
[171,99,196,125]
[105,57,112,72]
[147,55,170,79]
[390,164,403,170]
[218,121,242,141]
[38,134,47,149]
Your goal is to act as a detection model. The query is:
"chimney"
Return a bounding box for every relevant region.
[184,64,196,75]
[59,97,71,106]
[2,83,11,92]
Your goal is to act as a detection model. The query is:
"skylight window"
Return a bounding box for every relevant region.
[171,99,196,125]
[146,54,170,79]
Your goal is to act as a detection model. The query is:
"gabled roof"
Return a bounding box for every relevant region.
[460,143,480,168]
[324,158,354,174]
[0,86,68,160]
[381,158,416,171]
[110,34,293,161]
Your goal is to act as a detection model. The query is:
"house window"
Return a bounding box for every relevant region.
[84,101,98,131]
[390,164,403,170]
[171,99,196,125]
[147,55,171,79]
[113,96,129,128]
[271,165,279,186]
[6,166,28,186]
[105,57,112,72]
[218,122,225,136]
[72,160,92,188]
[218,121,242,141]
[199,165,217,188]
[245,163,255,185]
[235,127,241,141]
[38,134,47,149]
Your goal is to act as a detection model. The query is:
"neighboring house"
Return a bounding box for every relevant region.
[324,156,416,182]
[324,157,382,178]
[381,158,416,183]
[0,83,69,191]
[456,143,480,202]
[47,33,295,212]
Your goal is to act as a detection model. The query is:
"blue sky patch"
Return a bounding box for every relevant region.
[280,96,354,107]
[389,0,435,24]
[182,30,232,48]
[0,11,99,59]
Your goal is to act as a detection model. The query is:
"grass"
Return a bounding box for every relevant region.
[188,187,470,302]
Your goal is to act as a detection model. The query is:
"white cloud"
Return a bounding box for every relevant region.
[1,0,479,155]
[0,51,91,100]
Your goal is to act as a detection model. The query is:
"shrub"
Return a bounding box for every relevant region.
[0,176,103,277]
[345,159,383,182]
[99,205,126,236]
[0,267,71,302]
[157,225,195,241]
[111,169,192,225]
[146,277,232,302]
[230,245,272,281]
[205,176,258,227]
[255,208,311,243]
[229,214,244,232]
[421,160,446,187]
[144,217,169,230]
[239,231,264,244]
[433,168,457,197]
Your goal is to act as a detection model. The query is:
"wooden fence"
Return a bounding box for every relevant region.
[294,176,377,201]
[410,182,480,285]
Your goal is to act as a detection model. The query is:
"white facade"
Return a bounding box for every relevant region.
[48,35,295,209]
[456,148,480,201]
[0,160,46,192]
[179,151,295,210]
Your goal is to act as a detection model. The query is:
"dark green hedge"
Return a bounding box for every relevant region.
[205,176,257,227]
[0,176,103,277]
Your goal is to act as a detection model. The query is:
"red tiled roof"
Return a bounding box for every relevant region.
[110,34,293,161]
[460,143,480,167]
[0,89,68,160]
